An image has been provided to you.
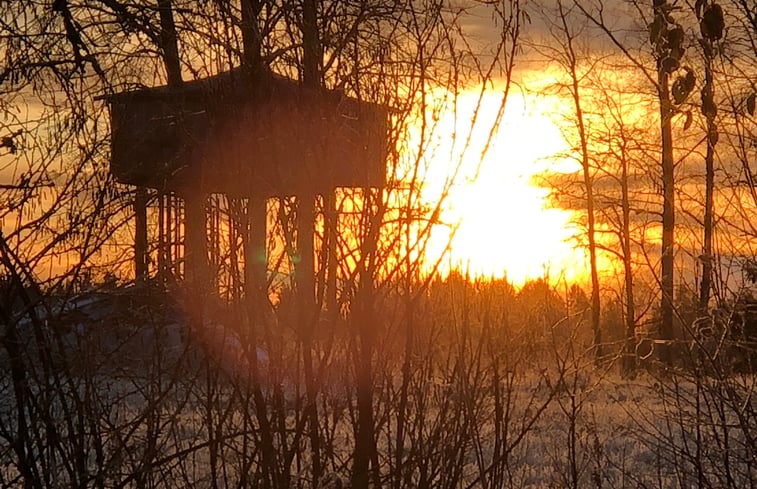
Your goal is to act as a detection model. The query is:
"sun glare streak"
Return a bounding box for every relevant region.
[422,88,588,286]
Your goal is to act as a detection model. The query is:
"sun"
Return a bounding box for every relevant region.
[422,88,588,286]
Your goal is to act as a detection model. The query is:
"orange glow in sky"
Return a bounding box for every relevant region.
[421,87,588,286]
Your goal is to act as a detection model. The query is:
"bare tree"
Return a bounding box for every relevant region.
[696,1,725,313]
[532,0,602,362]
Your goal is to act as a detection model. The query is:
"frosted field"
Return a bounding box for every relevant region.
[1,291,754,487]
[1,355,754,488]
[493,372,757,488]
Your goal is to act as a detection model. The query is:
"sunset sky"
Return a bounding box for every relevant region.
[407,0,757,290]
[2,0,756,294]
[420,87,589,285]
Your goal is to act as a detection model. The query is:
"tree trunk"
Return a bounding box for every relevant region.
[300,0,323,483]
[157,0,182,85]
[659,64,675,363]
[352,189,381,489]
[699,23,716,314]
[557,1,601,362]
[620,141,636,376]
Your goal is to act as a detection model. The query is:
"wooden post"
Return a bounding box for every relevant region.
[184,190,208,295]
[296,192,316,329]
[165,193,173,280]
[250,196,267,293]
[135,187,149,283]
[325,190,338,317]
[174,196,182,278]
[157,191,165,284]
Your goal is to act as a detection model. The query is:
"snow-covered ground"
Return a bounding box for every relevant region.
[1,287,755,487]
[0,352,754,488]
